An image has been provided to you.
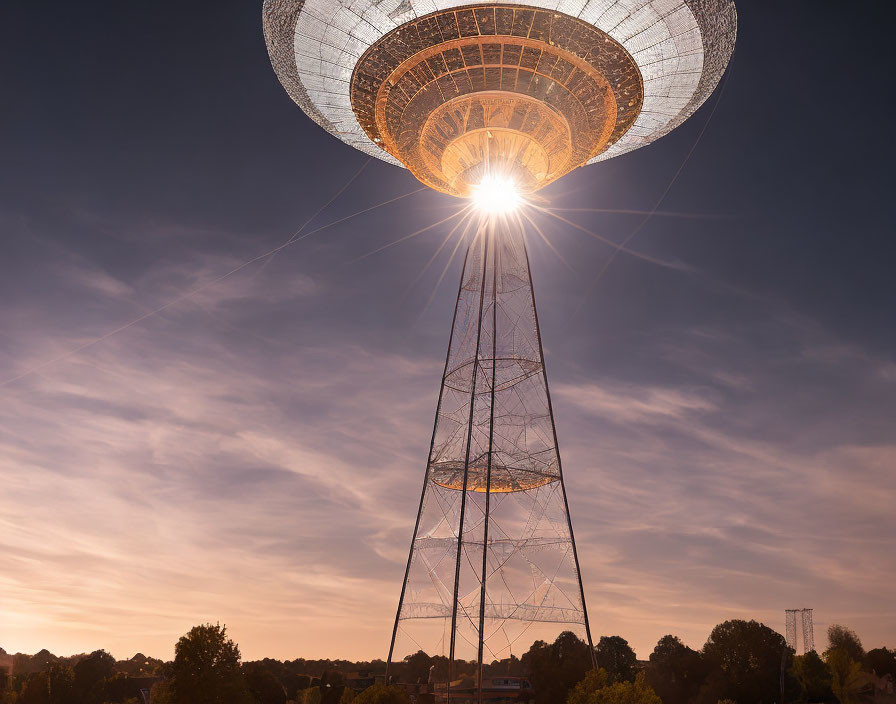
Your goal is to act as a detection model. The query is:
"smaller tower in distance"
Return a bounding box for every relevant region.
[785,608,815,654]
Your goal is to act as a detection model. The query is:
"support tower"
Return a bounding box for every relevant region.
[387,217,594,699]
[785,608,815,654]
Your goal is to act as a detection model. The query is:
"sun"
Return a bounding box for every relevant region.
[471,174,524,216]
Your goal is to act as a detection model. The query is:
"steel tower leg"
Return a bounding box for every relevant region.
[523,237,598,672]
[385,245,473,684]
[477,220,498,703]
[447,228,490,702]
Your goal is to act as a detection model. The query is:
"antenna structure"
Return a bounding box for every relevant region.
[785,608,815,654]
[386,216,595,700]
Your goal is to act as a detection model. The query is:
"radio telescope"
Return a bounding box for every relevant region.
[263,0,736,698]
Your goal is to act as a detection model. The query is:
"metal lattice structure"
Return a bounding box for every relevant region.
[785,610,797,652]
[386,216,594,697]
[801,608,815,653]
[785,608,815,654]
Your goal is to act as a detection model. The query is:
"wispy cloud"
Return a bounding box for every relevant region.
[0,207,893,662]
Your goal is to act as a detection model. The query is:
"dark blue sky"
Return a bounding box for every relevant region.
[1,1,894,659]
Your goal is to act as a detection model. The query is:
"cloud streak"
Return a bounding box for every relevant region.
[2,222,893,663]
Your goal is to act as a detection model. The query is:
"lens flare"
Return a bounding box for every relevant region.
[471,174,524,215]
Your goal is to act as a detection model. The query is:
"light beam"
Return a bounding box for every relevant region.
[471,174,524,215]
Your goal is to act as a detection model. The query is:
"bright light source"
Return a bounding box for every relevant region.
[471,174,523,215]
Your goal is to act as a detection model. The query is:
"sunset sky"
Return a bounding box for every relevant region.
[1,2,894,662]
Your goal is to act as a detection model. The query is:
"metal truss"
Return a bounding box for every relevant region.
[386,215,595,702]
[785,608,815,654]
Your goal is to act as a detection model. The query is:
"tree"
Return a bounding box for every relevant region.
[693,671,729,704]
[351,685,409,704]
[824,649,863,704]
[0,667,14,704]
[824,626,864,663]
[428,655,450,683]
[484,654,523,678]
[19,672,50,704]
[595,637,638,684]
[568,670,661,704]
[243,662,287,704]
[160,623,252,704]
[73,650,116,704]
[646,634,707,704]
[864,647,896,679]
[790,650,832,703]
[117,653,164,677]
[149,680,174,704]
[401,651,432,684]
[19,665,74,704]
[521,632,593,704]
[101,672,135,703]
[291,674,312,695]
[702,620,787,704]
[0,681,11,704]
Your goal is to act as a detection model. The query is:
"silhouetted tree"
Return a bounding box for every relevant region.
[116,653,164,677]
[429,655,450,682]
[0,667,15,704]
[865,647,896,679]
[692,670,728,704]
[646,635,707,704]
[595,637,638,684]
[401,651,432,684]
[484,654,523,677]
[155,623,252,704]
[72,650,115,704]
[701,619,787,704]
[243,661,287,704]
[790,650,832,703]
[19,672,50,704]
[101,672,134,703]
[19,665,74,704]
[521,632,593,704]
[824,626,864,663]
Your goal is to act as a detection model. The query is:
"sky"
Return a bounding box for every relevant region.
[1,1,894,662]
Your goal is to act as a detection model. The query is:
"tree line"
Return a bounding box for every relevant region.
[517,622,894,704]
[0,648,162,704]
[1,620,893,704]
